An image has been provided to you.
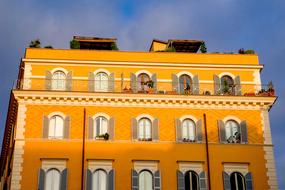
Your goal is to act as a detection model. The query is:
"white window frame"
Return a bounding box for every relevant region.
[94,116,108,138]
[225,120,241,143]
[181,119,196,141]
[138,118,152,140]
[94,72,109,92]
[51,68,68,90]
[48,115,64,139]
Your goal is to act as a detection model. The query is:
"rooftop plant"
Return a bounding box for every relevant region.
[70,39,80,49]
[200,41,207,53]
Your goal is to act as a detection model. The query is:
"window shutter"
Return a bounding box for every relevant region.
[121,73,124,92]
[88,117,94,139]
[60,168,68,190]
[108,73,115,92]
[66,71,72,91]
[43,116,49,138]
[240,120,248,143]
[192,75,200,95]
[213,75,221,95]
[245,172,253,190]
[130,73,137,93]
[131,169,138,190]
[131,118,138,140]
[37,168,45,190]
[151,73,157,92]
[234,76,242,95]
[152,118,159,141]
[199,171,208,190]
[175,119,182,142]
[177,170,185,190]
[88,72,95,92]
[45,71,52,90]
[172,74,179,93]
[108,169,115,190]
[86,169,92,190]
[196,119,203,142]
[64,116,70,139]
[154,170,161,190]
[108,117,115,140]
[223,171,231,190]
[218,120,226,143]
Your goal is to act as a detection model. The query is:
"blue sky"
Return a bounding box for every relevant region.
[0,0,284,188]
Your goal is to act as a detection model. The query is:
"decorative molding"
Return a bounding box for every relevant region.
[41,159,66,172]
[10,104,27,190]
[223,163,249,176]
[223,116,241,123]
[176,71,194,78]
[135,70,152,77]
[93,69,111,76]
[47,111,66,119]
[50,67,69,75]
[23,64,32,90]
[218,72,235,79]
[178,162,203,175]
[133,161,158,173]
[179,115,198,123]
[88,160,113,173]
[136,114,155,122]
[93,113,111,120]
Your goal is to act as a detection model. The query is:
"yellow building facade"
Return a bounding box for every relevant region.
[0,38,279,190]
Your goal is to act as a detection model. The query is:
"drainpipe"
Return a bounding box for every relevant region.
[203,113,211,190]
[81,108,86,190]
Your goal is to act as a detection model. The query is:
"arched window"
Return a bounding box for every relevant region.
[138,73,151,91]
[95,72,108,92]
[45,168,61,190]
[230,172,246,190]
[138,118,152,140]
[221,75,234,94]
[95,116,108,137]
[49,115,64,139]
[52,71,66,90]
[139,170,153,190]
[93,169,107,190]
[182,119,196,141]
[225,120,241,143]
[185,170,199,190]
[179,74,192,94]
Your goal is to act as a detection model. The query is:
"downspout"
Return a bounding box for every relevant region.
[203,113,211,190]
[81,108,86,190]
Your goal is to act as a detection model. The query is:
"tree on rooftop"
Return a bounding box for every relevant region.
[200,41,207,53]
[29,39,41,48]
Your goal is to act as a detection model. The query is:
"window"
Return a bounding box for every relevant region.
[139,170,153,190]
[221,75,235,94]
[49,115,64,139]
[93,169,107,190]
[138,73,151,91]
[225,120,241,143]
[179,74,192,94]
[182,119,196,142]
[95,72,108,92]
[230,172,246,190]
[94,116,108,137]
[45,168,61,190]
[185,170,199,190]
[52,71,66,90]
[138,118,152,140]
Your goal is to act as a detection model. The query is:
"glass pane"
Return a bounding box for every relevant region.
[52,71,66,90]
[138,118,152,139]
[93,170,107,190]
[45,169,60,190]
[139,171,153,190]
[95,72,108,91]
[95,117,108,136]
[182,119,195,140]
[49,116,63,139]
[138,120,145,139]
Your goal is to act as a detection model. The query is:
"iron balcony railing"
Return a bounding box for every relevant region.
[13,79,276,97]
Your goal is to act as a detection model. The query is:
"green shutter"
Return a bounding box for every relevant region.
[172,74,179,93]
[177,170,185,190]
[37,168,45,190]
[88,72,95,92]
[192,75,200,95]
[218,120,226,143]
[131,118,138,140]
[108,169,115,190]
[108,73,115,92]
[88,117,94,139]
[213,75,221,95]
[131,169,138,190]
[60,168,68,190]
[196,119,203,142]
[152,118,159,141]
[223,171,231,190]
[154,170,161,190]
[108,117,115,140]
[199,171,208,190]
[86,169,92,190]
[45,71,52,90]
[64,116,70,139]
[43,116,49,138]
[151,73,157,92]
[245,172,253,190]
[175,119,182,142]
[240,120,248,143]
[66,71,72,91]
[234,76,242,95]
[130,73,137,93]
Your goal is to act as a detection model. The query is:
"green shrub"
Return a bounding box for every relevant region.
[70,39,80,49]
[200,41,207,53]
[244,49,255,54]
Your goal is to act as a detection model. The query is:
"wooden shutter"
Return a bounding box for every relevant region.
[175,119,182,142]
[66,71,72,91]
[172,74,179,93]
[240,120,248,143]
[43,116,49,138]
[234,76,242,95]
[108,117,115,140]
[130,73,137,93]
[245,172,253,190]
[108,169,115,190]
[177,170,185,190]
[154,170,161,190]
[222,171,231,190]
[88,72,95,92]
[64,116,70,139]
[192,75,200,95]
[218,120,226,143]
[213,75,221,95]
[131,118,138,140]
[151,73,157,91]
[86,169,92,190]
[45,71,52,90]
[88,117,94,139]
[60,168,68,190]
[199,171,208,190]
[152,118,159,141]
[196,119,203,142]
[131,169,138,190]
[37,168,45,190]
[108,73,115,92]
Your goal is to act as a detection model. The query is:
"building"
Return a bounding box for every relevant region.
[0,36,279,190]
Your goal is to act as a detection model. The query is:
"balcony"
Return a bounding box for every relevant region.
[14,79,275,97]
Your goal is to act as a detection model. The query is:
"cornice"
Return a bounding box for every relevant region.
[12,90,276,110]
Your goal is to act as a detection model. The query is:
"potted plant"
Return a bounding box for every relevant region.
[146,80,155,94]
[96,133,109,140]
[267,81,275,96]
[222,80,230,95]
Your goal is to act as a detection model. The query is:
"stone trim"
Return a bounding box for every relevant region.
[223,163,249,176]
[23,64,32,90]
[178,162,203,175]
[42,159,67,172]
[88,160,113,173]
[133,161,158,173]
[10,104,26,190]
